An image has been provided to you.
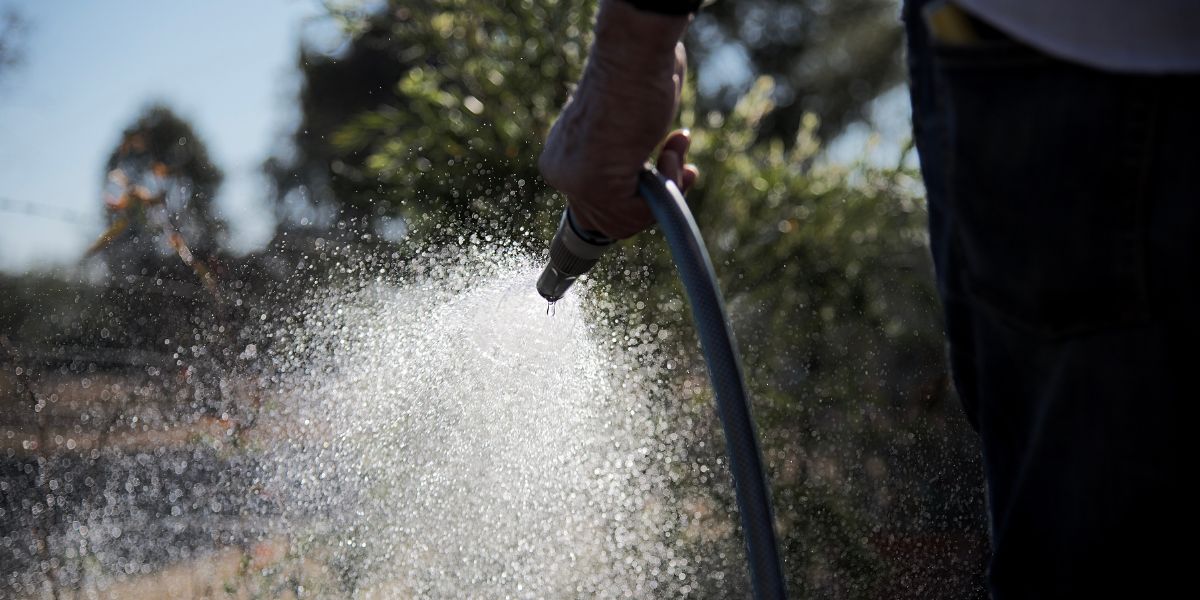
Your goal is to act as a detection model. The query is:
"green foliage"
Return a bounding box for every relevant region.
[593,79,980,596]
[686,78,938,416]
[270,0,596,243]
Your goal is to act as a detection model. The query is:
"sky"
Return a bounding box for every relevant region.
[0,0,326,273]
[0,1,911,275]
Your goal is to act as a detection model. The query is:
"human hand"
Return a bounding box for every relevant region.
[539,0,699,240]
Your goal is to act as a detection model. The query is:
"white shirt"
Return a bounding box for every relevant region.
[956,0,1200,73]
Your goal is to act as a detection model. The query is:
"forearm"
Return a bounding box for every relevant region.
[592,0,691,64]
[618,0,703,17]
[559,0,690,181]
[585,0,690,114]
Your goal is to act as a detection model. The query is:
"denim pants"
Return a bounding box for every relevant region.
[903,2,1197,597]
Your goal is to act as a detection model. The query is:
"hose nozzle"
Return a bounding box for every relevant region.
[536,209,614,302]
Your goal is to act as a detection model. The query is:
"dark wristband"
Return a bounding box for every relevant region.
[619,0,702,16]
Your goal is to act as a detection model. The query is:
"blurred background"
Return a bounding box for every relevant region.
[1,0,987,598]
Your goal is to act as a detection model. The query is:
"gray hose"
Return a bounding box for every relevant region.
[638,168,786,600]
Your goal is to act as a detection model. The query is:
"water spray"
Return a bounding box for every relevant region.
[537,168,787,599]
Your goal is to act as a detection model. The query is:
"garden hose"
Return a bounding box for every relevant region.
[537,168,787,599]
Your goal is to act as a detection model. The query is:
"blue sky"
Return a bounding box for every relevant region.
[0,0,325,273]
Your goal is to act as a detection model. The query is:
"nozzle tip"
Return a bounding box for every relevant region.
[536,209,612,303]
[536,263,572,303]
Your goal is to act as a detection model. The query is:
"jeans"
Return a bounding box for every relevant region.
[903,2,1197,597]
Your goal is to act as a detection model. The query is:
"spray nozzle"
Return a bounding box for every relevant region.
[536,209,615,302]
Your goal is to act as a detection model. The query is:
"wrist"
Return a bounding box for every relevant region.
[618,0,703,16]
[594,0,691,58]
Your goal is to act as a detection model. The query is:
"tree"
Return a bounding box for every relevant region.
[690,0,904,143]
[0,5,25,82]
[263,11,415,235]
[93,104,226,284]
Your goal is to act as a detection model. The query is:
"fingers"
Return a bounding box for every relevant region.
[682,164,698,192]
[658,147,683,188]
[573,195,653,240]
[656,129,698,193]
[657,129,689,185]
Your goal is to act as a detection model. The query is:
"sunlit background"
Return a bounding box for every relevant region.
[1,1,986,598]
[0,0,325,271]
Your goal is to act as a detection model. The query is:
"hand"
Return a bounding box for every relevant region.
[539,0,699,240]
